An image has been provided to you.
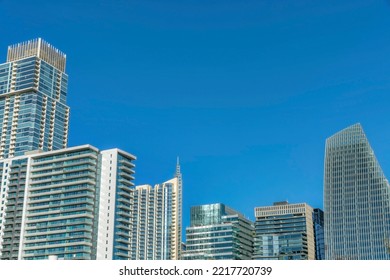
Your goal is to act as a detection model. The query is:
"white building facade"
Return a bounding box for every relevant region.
[130,161,182,260]
[0,145,135,260]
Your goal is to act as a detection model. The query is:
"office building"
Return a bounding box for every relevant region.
[0,145,135,260]
[313,208,325,260]
[182,203,253,260]
[253,201,315,260]
[324,123,390,259]
[130,160,182,260]
[0,38,69,159]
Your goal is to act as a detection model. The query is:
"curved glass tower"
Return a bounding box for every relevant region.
[324,123,390,259]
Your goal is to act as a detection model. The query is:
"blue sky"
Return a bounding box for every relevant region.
[1,0,390,228]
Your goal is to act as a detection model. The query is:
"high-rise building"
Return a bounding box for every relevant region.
[0,145,136,260]
[96,148,136,260]
[253,201,315,260]
[313,208,325,260]
[0,38,70,159]
[0,38,137,260]
[324,123,390,260]
[182,203,253,260]
[129,160,182,260]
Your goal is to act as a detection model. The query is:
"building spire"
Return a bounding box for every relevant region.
[175,156,181,178]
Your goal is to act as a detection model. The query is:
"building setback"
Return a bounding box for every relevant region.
[253,201,315,260]
[324,123,390,260]
[0,39,70,159]
[130,160,182,260]
[182,203,253,260]
[0,145,135,260]
[0,39,138,260]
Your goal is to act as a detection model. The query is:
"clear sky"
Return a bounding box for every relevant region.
[1,0,390,230]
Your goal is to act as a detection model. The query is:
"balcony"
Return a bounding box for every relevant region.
[119,165,134,174]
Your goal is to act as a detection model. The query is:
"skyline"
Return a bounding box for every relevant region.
[1,0,390,227]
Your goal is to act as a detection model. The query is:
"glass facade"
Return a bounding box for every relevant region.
[112,152,135,260]
[0,39,137,260]
[0,158,28,260]
[22,146,99,260]
[313,208,325,260]
[182,203,253,260]
[324,123,390,260]
[0,39,69,159]
[253,202,315,260]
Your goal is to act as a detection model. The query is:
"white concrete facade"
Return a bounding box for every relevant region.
[0,145,136,260]
[130,161,182,260]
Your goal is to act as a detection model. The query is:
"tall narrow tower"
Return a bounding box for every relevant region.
[130,160,183,260]
[175,156,183,259]
[324,123,390,259]
[0,38,69,158]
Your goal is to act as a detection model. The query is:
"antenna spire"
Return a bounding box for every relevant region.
[175,156,181,177]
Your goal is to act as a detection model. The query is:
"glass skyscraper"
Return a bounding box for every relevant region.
[0,39,137,260]
[253,201,315,260]
[0,38,69,159]
[324,123,390,260]
[182,203,253,260]
[130,160,182,260]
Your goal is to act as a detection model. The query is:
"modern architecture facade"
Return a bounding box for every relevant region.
[182,203,253,260]
[0,39,138,260]
[253,201,315,260]
[95,148,136,260]
[129,160,182,260]
[313,208,325,260]
[0,145,135,260]
[0,39,69,159]
[324,123,390,260]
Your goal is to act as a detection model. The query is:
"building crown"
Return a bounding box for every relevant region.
[7,38,66,71]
